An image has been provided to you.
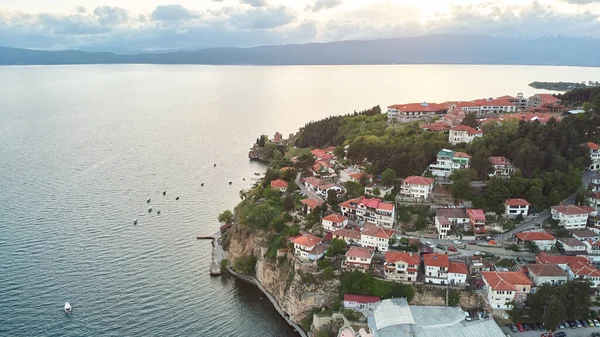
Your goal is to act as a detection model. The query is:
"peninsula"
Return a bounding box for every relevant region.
[218,86,600,337]
[529,81,600,91]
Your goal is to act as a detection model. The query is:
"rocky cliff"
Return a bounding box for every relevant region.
[225,225,339,324]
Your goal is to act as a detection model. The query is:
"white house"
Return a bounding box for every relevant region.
[436,208,470,231]
[343,294,381,311]
[302,177,323,191]
[423,253,449,285]
[584,142,600,171]
[316,183,345,198]
[359,224,395,252]
[448,125,483,145]
[588,191,600,211]
[300,198,323,214]
[515,231,556,251]
[399,176,435,200]
[583,240,600,263]
[536,253,600,288]
[428,149,471,178]
[344,246,374,272]
[321,213,348,231]
[339,196,395,228]
[289,233,322,260]
[448,262,469,285]
[489,156,516,178]
[332,228,361,244]
[365,184,394,198]
[551,205,592,230]
[471,98,518,117]
[384,251,420,282]
[525,264,568,286]
[558,238,587,253]
[505,198,530,218]
[481,271,532,310]
[386,102,448,124]
[270,179,289,192]
[435,216,452,239]
[571,229,600,242]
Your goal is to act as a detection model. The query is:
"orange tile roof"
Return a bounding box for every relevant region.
[489,156,512,166]
[361,224,395,239]
[311,149,334,160]
[506,198,530,206]
[551,205,591,215]
[454,152,471,159]
[515,231,555,241]
[322,213,347,224]
[471,98,516,107]
[388,102,446,112]
[586,142,600,150]
[482,271,532,291]
[345,246,374,259]
[467,209,485,221]
[535,94,560,105]
[403,176,435,186]
[571,262,600,277]
[385,251,420,265]
[343,294,381,304]
[301,198,323,210]
[339,196,394,212]
[290,233,321,248]
[270,179,289,189]
[332,228,361,241]
[420,122,452,132]
[423,252,449,268]
[448,262,468,274]
[302,177,322,187]
[526,264,568,277]
[536,252,591,267]
[450,125,482,135]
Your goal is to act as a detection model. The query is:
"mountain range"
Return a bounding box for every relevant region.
[1,35,600,66]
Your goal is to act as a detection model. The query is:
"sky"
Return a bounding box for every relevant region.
[1,0,600,51]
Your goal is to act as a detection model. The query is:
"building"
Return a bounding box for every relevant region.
[331,228,361,244]
[448,125,482,145]
[498,93,527,110]
[585,142,600,171]
[339,196,395,228]
[312,160,336,178]
[300,198,323,214]
[399,176,435,200]
[289,233,322,259]
[515,231,556,251]
[471,98,518,117]
[525,264,569,286]
[434,216,452,239]
[321,213,348,231]
[270,179,288,192]
[423,252,449,284]
[315,183,345,198]
[467,209,486,234]
[536,253,600,288]
[384,252,420,282]
[448,262,469,285]
[311,148,334,161]
[344,246,374,272]
[558,238,587,253]
[550,205,592,230]
[584,240,600,263]
[589,174,600,192]
[428,149,471,178]
[360,224,395,252]
[505,198,530,218]
[527,93,560,108]
[349,172,372,184]
[365,184,394,198]
[489,156,516,178]
[343,294,381,311]
[386,102,448,124]
[307,244,328,261]
[436,208,470,231]
[367,298,507,337]
[301,177,323,191]
[571,229,600,241]
[481,271,532,310]
[588,191,600,210]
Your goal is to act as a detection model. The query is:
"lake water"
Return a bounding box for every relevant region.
[1,64,600,337]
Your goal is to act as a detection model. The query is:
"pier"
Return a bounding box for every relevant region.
[197,231,224,276]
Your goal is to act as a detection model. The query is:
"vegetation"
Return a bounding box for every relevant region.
[326,238,347,257]
[528,81,597,91]
[343,309,362,322]
[381,168,398,187]
[557,86,600,110]
[461,112,479,128]
[233,254,258,276]
[339,271,415,301]
[448,289,461,306]
[344,181,365,199]
[218,209,234,224]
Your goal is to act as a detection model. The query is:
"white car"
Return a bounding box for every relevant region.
[453,240,462,244]
[474,251,483,256]
[425,241,433,246]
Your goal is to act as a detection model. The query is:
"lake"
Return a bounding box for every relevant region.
[1,64,599,337]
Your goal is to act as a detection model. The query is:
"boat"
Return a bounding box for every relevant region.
[214,164,216,167]
[254,173,260,176]
[148,206,152,213]
[201,183,204,186]
[157,210,161,215]
[147,198,151,203]
[133,219,138,225]
[175,197,179,200]
[64,302,72,314]
[228,181,232,185]
[162,190,166,196]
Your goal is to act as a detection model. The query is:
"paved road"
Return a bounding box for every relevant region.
[503,325,600,337]
[295,173,325,202]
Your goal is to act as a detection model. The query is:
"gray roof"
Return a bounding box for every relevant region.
[372,298,415,330]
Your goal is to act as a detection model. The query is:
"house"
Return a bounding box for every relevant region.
[359,223,395,252]
[571,229,600,242]
[270,179,289,192]
[321,214,348,231]
[526,264,568,286]
[423,252,449,285]
[420,122,452,132]
[481,271,532,310]
[584,142,600,171]
[505,198,530,218]
[399,176,435,200]
[289,233,322,259]
[434,216,452,239]
[527,93,561,108]
[339,196,395,228]
[448,125,483,145]
[386,102,448,124]
[316,183,345,198]
[515,231,556,251]
[302,177,323,191]
[558,238,587,253]
[332,228,361,244]
[467,209,486,234]
[365,184,394,198]
[436,208,470,231]
[349,172,372,184]
[471,98,518,117]
[583,240,600,263]
[312,160,336,178]
[536,253,600,287]
[588,191,600,210]
[499,93,527,110]
[589,174,600,192]
[344,246,374,272]
[311,148,334,161]
[300,198,323,214]
[428,149,471,178]
[384,251,420,282]
[489,156,516,178]
[470,256,492,274]
[551,205,592,230]
[307,244,329,261]
[448,262,469,285]
[343,294,380,311]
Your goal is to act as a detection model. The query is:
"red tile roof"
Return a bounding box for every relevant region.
[471,98,516,107]
[497,95,516,100]
[301,198,323,210]
[536,252,591,267]
[571,229,600,239]
[343,294,381,304]
[349,172,370,180]
[290,233,321,248]
[535,94,560,105]
[270,179,289,189]
[586,142,600,150]
[482,271,532,291]
[423,252,449,268]
[515,231,555,241]
[551,205,592,215]
[467,209,485,221]
[345,246,374,259]
[388,102,446,112]
[571,262,600,277]
[526,264,568,277]
[590,191,600,199]
[361,224,395,239]
[421,122,452,132]
[454,152,471,159]
[436,208,468,219]
[448,262,468,274]
[322,214,347,224]
[311,149,334,160]
[339,196,394,212]
[403,176,435,186]
[506,198,530,206]
[302,177,322,187]
[385,251,420,265]
[450,125,482,135]
[558,238,585,247]
[332,228,361,241]
[489,156,512,166]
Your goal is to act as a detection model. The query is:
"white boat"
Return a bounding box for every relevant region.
[64,302,72,313]
[148,206,152,213]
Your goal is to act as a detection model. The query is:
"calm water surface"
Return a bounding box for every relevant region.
[1,64,600,337]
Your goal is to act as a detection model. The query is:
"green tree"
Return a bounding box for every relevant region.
[327,190,338,206]
[448,289,460,306]
[583,102,592,113]
[344,181,365,199]
[482,177,510,214]
[262,168,280,186]
[414,215,429,230]
[449,169,475,201]
[326,238,347,257]
[218,209,234,223]
[461,112,478,128]
[372,188,381,197]
[333,146,346,159]
[295,153,316,174]
[381,168,398,187]
[526,241,539,253]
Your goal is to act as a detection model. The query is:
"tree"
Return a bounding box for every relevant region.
[326,238,347,257]
[327,190,338,206]
[461,112,479,128]
[333,146,346,159]
[414,215,428,230]
[526,241,539,253]
[381,168,398,187]
[218,210,234,223]
[295,153,316,174]
[583,102,593,113]
[449,169,475,201]
[262,168,280,186]
[448,289,460,306]
[344,181,365,199]
[372,188,381,197]
[482,177,510,214]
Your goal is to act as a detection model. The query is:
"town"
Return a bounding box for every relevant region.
[222,88,600,337]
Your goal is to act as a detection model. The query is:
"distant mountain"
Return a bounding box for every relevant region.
[2,35,600,66]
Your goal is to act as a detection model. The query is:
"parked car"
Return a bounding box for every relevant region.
[575,320,582,328]
[468,241,477,245]
[448,246,457,252]
[464,311,471,321]
[531,213,539,218]
[516,323,525,332]
[453,240,462,244]
[593,318,600,326]
[568,321,576,328]
[530,323,538,331]
[523,323,531,331]
[592,332,600,337]
[536,322,544,330]
[509,324,517,332]
[436,244,446,250]
[488,240,497,245]
[426,241,433,246]
[579,319,587,327]
[554,332,566,337]
[474,251,483,256]
[557,322,566,329]
[587,319,594,327]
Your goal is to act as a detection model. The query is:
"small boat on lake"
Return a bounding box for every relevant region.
[254,173,260,176]
[133,219,138,225]
[176,197,179,200]
[157,210,161,215]
[64,302,72,314]
[147,198,151,203]
[163,190,166,196]
[148,206,152,213]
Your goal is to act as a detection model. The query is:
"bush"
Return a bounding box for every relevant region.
[234,254,258,276]
[322,267,335,280]
[318,259,332,270]
[343,309,362,322]
[220,259,229,273]
[506,244,521,252]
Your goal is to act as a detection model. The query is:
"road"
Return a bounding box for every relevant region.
[503,325,600,337]
[295,173,325,202]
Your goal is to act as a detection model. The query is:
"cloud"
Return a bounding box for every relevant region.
[310,0,342,12]
[151,5,200,21]
[562,0,600,4]
[241,0,268,7]
[76,6,87,14]
[93,6,129,26]
[230,6,295,29]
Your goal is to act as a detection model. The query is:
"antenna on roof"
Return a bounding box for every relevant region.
[421,102,429,106]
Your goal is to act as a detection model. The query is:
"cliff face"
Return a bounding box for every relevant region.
[226,225,339,323]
